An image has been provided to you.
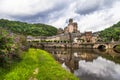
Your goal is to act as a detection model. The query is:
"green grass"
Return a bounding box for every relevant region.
[0,48,79,80]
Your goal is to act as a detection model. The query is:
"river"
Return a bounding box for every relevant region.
[44,48,120,80]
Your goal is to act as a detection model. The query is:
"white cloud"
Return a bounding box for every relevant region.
[0,0,64,16]
[78,1,120,32]
[0,0,120,32]
[48,1,78,29]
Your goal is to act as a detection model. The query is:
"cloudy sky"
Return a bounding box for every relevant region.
[0,0,120,32]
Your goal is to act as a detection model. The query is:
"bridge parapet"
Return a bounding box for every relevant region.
[28,39,120,49]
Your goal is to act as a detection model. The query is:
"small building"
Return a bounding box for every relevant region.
[46,35,60,41]
[85,31,93,42]
[77,31,98,43]
[57,28,64,34]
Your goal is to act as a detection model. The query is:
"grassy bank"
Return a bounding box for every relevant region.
[0,48,78,80]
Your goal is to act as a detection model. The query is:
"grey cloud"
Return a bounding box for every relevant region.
[11,13,48,23]
[76,5,99,15]
[75,0,118,15]
[0,0,120,32]
[11,1,68,23]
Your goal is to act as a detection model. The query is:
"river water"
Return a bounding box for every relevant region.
[44,48,120,80]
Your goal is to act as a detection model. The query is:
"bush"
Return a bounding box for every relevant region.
[0,28,28,67]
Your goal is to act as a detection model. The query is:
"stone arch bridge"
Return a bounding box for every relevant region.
[29,41,120,49]
[93,42,120,49]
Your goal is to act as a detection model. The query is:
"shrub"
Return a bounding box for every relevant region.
[0,28,28,67]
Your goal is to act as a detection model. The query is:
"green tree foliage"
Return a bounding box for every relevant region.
[0,28,28,67]
[0,29,13,55]
[99,21,120,42]
[0,19,57,36]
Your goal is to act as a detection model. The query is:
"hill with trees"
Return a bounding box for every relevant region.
[0,19,57,36]
[99,21,120,42]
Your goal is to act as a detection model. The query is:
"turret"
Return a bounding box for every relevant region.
[69,18,73,24]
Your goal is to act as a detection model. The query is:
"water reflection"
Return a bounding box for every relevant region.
[44,48,120,80]
[75,57,120,80]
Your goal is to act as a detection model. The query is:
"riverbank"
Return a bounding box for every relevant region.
[0,48,78,80]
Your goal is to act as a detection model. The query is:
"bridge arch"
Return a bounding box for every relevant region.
[113,45,120,48]
[93,43,108,49]
[113,44,120,53]
[97,44,107,50]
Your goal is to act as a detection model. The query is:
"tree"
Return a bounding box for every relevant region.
[0,28,28,67]
[0,19,57,36]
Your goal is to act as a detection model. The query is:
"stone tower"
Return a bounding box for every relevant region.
[64,18,79,33]
[69,18,73,24]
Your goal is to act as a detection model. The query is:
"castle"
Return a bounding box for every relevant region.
[57,18,98,43]
[28,18,98,43]
[57,18,80,34]
[64,18,79,33]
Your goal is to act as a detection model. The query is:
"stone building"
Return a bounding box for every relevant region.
[57,28,64,34]
[46,36,60,41]
[77,31,98,43]
[85,31,93,42]
[64,18,79,33]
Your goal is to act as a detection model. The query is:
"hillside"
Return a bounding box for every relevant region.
[0,19,57,36]
[99,21,120,42]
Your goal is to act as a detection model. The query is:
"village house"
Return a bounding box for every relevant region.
[78,32,98,43]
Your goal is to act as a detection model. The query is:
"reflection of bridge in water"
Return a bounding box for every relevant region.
[44,48,120,73]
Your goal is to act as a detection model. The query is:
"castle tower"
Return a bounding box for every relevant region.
[64,18,79,33]
[73,22,78,33]
[69,18,73,24]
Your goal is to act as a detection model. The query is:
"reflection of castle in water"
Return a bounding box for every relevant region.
[45,48,120,73]
[45,48,99,73]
